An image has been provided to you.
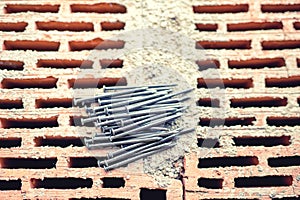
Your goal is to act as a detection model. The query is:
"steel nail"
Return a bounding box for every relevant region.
[104,91,169,114]
[95,118,123,127]
[110,89,157,99]
[148,127,169,131]
[97,97,127,106]
[107,143,144,158]
[110,112,173,136]
[97,107,177,121]
[125,88,194,112]
[95,90,166,113]
[101,125,119,132]
[117,114,154,127]
[102,143,175,170]
[99,142,174,166]
[74,87,148,105]
[141,103,183,109]
[87,137,163,149]
[110,112,183,140]
[103,84,177,92]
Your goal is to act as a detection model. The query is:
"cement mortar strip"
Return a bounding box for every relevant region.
[0,47,299,61]
[1,30,300,40]
[185,192,297,200]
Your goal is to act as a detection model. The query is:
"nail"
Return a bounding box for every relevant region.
[99,142,174,166]
[138,141,176,155]
[156,96,190,104]
[110,89,157,99]
[75,87,148,105]
[87,110,106,118]
[95,90,166,114]
[87,137,163,149]
[103,84,177,92]
[107,143,144,158]
[102,143,175,170]
[80,112,104,125]
[125,88,193,112]
[117,114,154,127]
[133,129,178,139]
[101,125,119,132]
[105,91,169,114]
[147,127,169,131]
[95,118,121,127]
[141,103,183,109]
[97,97,128,106]
[110,112,183,140]
[110,112,173,136]
[97,107,177,122]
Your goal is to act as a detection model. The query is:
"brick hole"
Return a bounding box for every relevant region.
[193,4,248,13]
[101,21,126,31]
[294,22,300,30]
[197,138,221,148]
[268,156,300,167]
[227,22,283,32]
[1,77,58,89]
[197,78,253,89]
[0,116,58,129]
[199,117,256,127]
[197,178,223,189]
[196,60,220,71]
[36,21,94,32]
[196,40,251,50]
[34,136,84,148]
[0,138,21,148]
[69,38,125,51]
[197,98,220,107]
[262,40,300,50]
[198,156,258,168]
[230,97,288,108]
[228,58,286,69]
[37,59,93,69]
[234,176,293,187]
[0,60,24,71]
[261,4,300,13]
[101,177,125,188]
[36,98,72,108]
[297,58,300,68]
[71,3,127,13]
[0,158,57,169]
[68,157,101,168]
[195,23,218,31]
[4,4,60,13]
[265,76,300,88]
[100,59,124,68]
[233,136,291,147]
[0,22,28,32]
[140,188,166,200]
[267,116,300,126]
[0,179,21,190]
[68,77,127,89]
[4,40,60,51]
[298,97,300,106]
[30,178,93,189]
[0,99,23,109]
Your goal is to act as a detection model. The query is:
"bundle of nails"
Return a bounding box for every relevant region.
[74,84,194,171]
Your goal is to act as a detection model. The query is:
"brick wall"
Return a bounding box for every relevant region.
[0,0,299,199]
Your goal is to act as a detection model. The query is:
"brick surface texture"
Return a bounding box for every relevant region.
[0,0,299,200]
